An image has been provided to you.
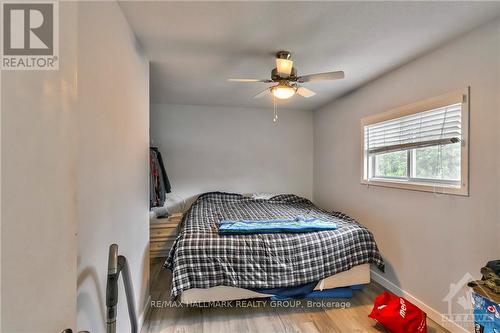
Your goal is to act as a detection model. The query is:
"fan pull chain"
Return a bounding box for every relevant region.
[273,95,279,123]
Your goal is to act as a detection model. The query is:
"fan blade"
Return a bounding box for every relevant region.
[228,78,272,83]
[276,58,293,76]
[297,71,344,83]
[296,87,316,98]
[253,88,271,99]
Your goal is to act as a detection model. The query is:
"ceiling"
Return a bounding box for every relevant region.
[120,1,500,111]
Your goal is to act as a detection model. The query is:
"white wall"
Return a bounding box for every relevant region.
[314,19,500,331]
[76,2,149,333]
[1,3,79,331]
[150,104,313,201]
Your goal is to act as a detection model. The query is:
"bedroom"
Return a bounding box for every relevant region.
[1,1,499,333]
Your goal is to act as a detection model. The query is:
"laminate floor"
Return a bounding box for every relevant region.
[143,258,449,333]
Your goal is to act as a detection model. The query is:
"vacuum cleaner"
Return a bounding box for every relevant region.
[106,244,138,333]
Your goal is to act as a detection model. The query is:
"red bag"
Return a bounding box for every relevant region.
[368,291,427,333]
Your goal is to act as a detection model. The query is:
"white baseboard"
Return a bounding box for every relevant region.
[370,269,471,333]
[139,295,151,331]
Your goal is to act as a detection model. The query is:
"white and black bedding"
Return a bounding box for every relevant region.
[165,192,384,299]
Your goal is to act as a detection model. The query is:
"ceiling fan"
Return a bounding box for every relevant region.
[228,51,345,100]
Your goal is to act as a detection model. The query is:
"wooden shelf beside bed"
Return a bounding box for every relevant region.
[150,212,183,258]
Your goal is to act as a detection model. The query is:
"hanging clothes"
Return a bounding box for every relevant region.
[150,147,171,208]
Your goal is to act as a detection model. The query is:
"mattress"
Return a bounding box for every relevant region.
[179,263,370,303]
[165,192,384,299]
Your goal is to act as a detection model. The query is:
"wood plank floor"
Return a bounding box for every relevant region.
[143,258,448,333]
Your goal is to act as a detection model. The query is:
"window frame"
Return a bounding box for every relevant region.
[360,88,469,196]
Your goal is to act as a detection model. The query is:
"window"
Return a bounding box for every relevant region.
[361,89,469,195]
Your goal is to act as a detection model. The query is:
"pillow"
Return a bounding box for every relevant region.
[251,193,280,200]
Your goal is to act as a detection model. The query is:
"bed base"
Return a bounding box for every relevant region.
[179,263,370,304]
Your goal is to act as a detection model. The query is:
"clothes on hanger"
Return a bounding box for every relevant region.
[149,147,171,208]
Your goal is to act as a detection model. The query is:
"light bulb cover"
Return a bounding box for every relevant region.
[271,85,296,99]
[276,58,293,76]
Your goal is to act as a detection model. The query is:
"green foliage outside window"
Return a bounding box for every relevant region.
[415,143,461,180]
[375,151,407,178]
[373,143,461,181]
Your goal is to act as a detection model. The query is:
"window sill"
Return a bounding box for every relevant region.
[360,178,468,196]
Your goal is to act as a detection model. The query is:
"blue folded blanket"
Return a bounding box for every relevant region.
[218,216,337,235]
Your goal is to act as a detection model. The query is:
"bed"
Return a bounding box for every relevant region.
[165,192,384,302]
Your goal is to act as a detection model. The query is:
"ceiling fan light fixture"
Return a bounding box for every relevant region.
[227,50,345,104]
[276,58,293,76]
[271,84,296,99]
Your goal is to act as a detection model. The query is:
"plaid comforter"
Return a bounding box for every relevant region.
[165,192,384,298]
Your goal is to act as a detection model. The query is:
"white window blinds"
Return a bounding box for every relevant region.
[364,103,462,154]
